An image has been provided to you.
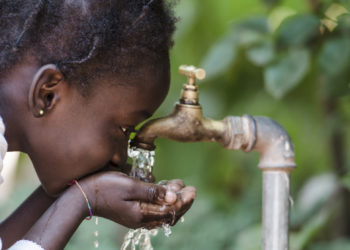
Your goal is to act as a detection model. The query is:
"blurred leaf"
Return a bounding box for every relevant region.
[264,48,310,99]
[276,14,320,47]
[291,173,338,227]
[309,239,350,250]
[318,37,350,76]
[173,0,198,39]
[268,6,297,31]
[290,207,332,250]
[321,18,338,32]
[246,39,275,66]
[337,13,350,34]
[261,0,281,9]
[234,16,270,47]
[290,173,341,250]
[324,3,349,21]
[201,33,237,79]
[339,0,350,10]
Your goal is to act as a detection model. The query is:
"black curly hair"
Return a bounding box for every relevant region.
[0,0,176,92]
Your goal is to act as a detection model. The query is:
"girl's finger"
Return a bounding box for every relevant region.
[138,187,196,225]
[127,181,177,204]
[179,186,196,204]
[165,179,185,192]
[166,186,196,226]
[138,203,175,224]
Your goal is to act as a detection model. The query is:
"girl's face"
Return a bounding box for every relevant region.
[28,65,170,195]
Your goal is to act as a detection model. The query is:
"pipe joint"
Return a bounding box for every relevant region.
[224,115,296,171]
[253,116,296,170]
[223,115,256,151]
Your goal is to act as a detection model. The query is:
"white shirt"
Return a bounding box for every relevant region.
[0,117,44,250]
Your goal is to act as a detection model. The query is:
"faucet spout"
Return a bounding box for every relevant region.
[131,103,229,150]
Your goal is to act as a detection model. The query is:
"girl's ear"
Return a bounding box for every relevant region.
[28,64,64,117]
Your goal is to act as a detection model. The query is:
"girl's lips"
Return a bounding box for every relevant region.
[104,162,132,174]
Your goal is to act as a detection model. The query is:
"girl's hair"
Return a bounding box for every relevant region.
[0,0,176,92]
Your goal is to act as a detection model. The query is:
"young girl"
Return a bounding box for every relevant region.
[0,0,196,249]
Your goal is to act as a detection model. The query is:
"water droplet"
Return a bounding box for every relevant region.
[94,240,99,248]
[94,231,99,237]
[157,180,168,186]
[162,223,172,237]
[149,229,158,236]
[180,216,185,223]
[289,195,294,207]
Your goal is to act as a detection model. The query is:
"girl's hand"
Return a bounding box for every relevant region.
[80,172,196,229]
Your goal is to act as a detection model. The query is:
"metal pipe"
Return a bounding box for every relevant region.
[225,116,295,250]
[131,65,296,250]
[254,117,294,250]
[262,171,290,250]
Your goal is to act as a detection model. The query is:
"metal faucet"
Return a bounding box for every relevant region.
[131,65,296,250]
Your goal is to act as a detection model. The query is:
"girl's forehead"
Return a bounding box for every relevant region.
[84,67,169,114]
[96,62,169,95]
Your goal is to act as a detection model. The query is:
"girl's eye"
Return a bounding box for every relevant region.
[120,126,135,136]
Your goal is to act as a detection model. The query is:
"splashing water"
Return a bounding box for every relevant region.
[121,228,159,250]
[121,146,174,250]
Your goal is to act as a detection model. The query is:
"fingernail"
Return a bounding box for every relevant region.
[165,191,176,203]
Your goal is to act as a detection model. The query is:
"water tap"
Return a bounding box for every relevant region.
[130,65,297,250]
[130,65,295,170]
[130,65,233,151]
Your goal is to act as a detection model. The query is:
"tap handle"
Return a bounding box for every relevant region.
[179,65,206,85]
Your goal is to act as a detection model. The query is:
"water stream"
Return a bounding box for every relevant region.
[121,146,172,250]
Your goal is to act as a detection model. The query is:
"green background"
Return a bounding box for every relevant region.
[1,0,350,249]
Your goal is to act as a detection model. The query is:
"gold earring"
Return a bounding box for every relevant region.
[39,109,44,116]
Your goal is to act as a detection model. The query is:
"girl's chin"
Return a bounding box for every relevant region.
[41,179,69,197]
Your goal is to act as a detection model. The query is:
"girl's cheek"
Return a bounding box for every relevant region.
[67,137,113,174]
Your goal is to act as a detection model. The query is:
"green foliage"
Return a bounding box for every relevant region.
[235,16,270,47]
[275,14,320,47]
[309,239,350,250]
[264,48,310,98]
[232,224,261,250]
[246,39,275,66]
[201,33,237,79]
[318,37,350,76]
[290,174,338,249]
[262,0,282,9]
[194,0,349,249]
[200,7,350,100]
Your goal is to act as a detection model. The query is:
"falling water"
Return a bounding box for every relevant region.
[94,217,99,248]
[121,146,174,250]
[128,147,156,182]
